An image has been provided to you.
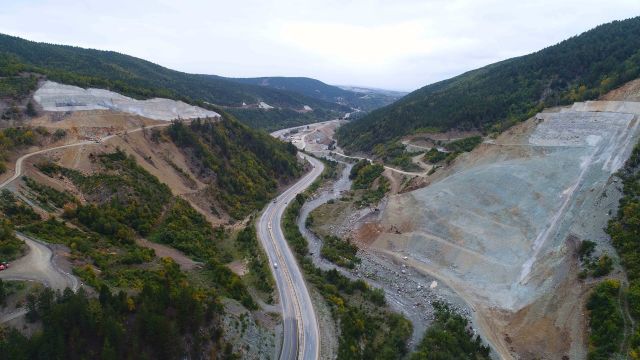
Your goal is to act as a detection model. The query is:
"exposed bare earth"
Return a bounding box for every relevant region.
[357,100,640,359]
[34,81,220,121]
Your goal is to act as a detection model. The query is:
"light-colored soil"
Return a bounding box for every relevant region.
[0,234,78,292]
[135,238,199,271]
[220,298,277,360]
[34,81,220,121]
[358,100,640,359]
[382,168,403,194]
[23,112,228,226]
[602,78,640,101]
[226,259,249,276]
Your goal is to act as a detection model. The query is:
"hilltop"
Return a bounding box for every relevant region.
[337,16,640,152]
[0,33,352,130]
[227,76,404,111]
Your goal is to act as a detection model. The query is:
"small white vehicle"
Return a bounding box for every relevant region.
[273,262,278,269]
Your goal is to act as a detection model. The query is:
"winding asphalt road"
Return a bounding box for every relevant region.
[257,153,324,360]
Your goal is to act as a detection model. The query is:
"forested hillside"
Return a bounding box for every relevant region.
[228,76,402,111]
[0,146,264,358]
[337,16,640,151]
[0,33,348,128]
[167,113,302,219]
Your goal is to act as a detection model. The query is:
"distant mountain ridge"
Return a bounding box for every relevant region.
[337,16,640,152]
[0,33,352,129]
[227,76,404,111]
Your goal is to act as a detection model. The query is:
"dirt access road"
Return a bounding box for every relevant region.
[0,233,78,292]
[0,122,172,297]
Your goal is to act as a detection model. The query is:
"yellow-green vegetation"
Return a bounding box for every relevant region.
[0,126,49,173]
[577,240,614,279]
[410,302,490,360]
[0,218,24,262]
[423,148,448,164]
[587,141,640,358]
[349,159,389,206]
[0,75,37,100]
[22,218,155,289]
[372,142,421,171]
[0,189,40,225]
[350,159,384,189]
[235,224,274,296]
[444,136,482,153]
[167,116,302,219]
[317,233,359,269]
[0,190,33,261]
[423,136,482,165]
[0,260,239,360]
[23,176,76,211]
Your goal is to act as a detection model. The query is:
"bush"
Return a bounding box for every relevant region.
[586,280,623,359]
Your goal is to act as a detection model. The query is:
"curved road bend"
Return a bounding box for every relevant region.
[0,123,172,322]
[258,153,324,360]
[0,233,79,292]
[0,122,171,189]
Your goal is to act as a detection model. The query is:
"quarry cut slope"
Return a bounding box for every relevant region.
[34,81,220,120]
[371,101,640,358]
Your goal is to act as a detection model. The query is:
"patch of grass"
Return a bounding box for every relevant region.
[236,224,274,296]
[319,235,360,269]
[23,176,76,211]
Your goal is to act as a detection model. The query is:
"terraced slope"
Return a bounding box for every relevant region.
[370,101,640,358]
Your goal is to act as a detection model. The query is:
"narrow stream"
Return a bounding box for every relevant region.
[296,155,454,348]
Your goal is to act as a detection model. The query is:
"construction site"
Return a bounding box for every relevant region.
[352,95,640,358]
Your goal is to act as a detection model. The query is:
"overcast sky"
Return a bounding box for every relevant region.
[2,1,639,91]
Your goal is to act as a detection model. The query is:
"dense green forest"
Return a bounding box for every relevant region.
[586,280,624,360]
[0,264,237,359]
[410,303,490,360]
[0,34,348,129]
[337,16,640,152]
[167,115,302,218]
